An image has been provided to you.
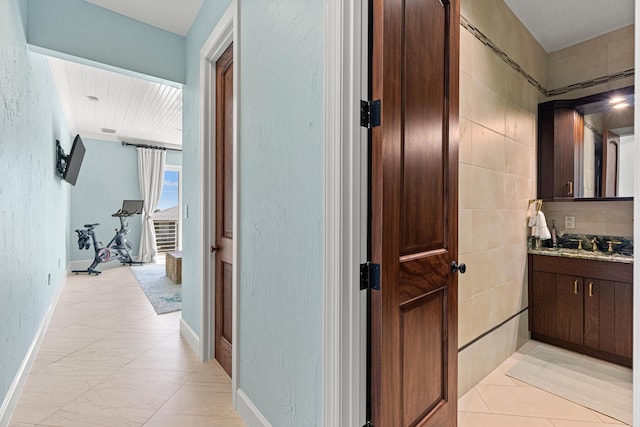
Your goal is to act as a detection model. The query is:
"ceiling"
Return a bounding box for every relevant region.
[84,0,203,36]
[48,56,182,147]
[504,0,635,52]
[50,1,635,148]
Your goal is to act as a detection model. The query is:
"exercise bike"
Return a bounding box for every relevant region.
[72,200,144,275]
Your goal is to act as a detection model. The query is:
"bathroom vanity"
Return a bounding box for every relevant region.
[528,249,633,367]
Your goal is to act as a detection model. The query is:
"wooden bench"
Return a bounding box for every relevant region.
[166,251,182,284]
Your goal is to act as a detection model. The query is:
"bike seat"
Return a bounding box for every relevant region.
[83,223,100,228]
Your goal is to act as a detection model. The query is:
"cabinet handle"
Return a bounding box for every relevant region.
[567,181,573,196]
[574,280,578,294]
[589,282,593,297]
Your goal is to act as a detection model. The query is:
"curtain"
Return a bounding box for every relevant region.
[137,147,166,263]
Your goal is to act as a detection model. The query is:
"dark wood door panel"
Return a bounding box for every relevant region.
[543,273,558,338]
[583,279,601,350]
[614,282,633,359]
[215,42,234,378]
[400,290,446,426]
[554,275,583,345]
[399,252,449,302]
[401,0,447,255]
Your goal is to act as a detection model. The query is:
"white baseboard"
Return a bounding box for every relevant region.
[180,318,200,359]
[0,276,66,427]
[237,389,272,427]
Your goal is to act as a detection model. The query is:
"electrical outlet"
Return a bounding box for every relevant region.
[565,216,576,229]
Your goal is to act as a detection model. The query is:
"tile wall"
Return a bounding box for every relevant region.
[547,25,635,97]
[457,0,543,396]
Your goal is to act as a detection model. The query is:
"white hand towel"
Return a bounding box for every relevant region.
[528,208,538,227]
[536,211,552,240]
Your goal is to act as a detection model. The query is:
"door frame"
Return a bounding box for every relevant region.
[323,1,368,425]
[200,2,238,404]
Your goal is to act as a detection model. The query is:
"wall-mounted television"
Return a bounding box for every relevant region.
[56,134,86,186]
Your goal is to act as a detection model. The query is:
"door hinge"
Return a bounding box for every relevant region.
[360,100,381,128]
[360,262,380,291]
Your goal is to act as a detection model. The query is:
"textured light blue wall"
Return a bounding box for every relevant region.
[68,138,182,263]
[0,0,71,405]
[181,0,231,340]
[238,1,324,425]
[27,0,186,84]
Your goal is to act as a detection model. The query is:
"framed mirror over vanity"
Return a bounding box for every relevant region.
[538,86,634,200]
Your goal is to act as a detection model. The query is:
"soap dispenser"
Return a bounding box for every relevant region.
[551,220,557,248]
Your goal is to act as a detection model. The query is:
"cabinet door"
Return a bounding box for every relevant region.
[530,271,555,337]
[584,279,633,360]
[531,272,583,344]
[556,274,583,345]
[537,107,583,199]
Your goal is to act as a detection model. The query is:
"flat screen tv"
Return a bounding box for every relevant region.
[63,134,86,185]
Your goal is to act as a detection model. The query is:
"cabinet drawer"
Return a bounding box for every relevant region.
[530,254,632,283]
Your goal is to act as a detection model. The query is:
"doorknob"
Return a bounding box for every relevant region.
[451,261,466,274]
[210,245,220,253]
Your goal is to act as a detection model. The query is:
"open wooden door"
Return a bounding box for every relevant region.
[214,43,233,377]
[369,0,460,426]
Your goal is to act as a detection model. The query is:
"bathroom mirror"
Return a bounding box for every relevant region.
[574,86,634,198]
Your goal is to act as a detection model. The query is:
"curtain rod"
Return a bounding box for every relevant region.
[121,141,182,152]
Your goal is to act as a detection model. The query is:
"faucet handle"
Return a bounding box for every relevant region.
[606,240,622,252]
[570,239,583,250]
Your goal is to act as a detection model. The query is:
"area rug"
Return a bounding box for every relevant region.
[130,263,182,315]
[506,344,632,424]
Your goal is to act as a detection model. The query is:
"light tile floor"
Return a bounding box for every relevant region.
[9,266,631,427]
[9,266,245,427]
[458,341,631,427]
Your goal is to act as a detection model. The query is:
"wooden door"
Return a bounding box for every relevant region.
[370,0,460,425]
[214,43,233,377]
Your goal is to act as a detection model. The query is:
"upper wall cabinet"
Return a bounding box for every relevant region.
[537,86,634,200]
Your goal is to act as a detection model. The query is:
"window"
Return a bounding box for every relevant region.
[153,166,182,251]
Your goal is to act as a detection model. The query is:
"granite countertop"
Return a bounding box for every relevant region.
[528,247,634,264]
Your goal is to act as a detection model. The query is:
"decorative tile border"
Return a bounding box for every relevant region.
[584,121,602,138]
[460,15,635,98]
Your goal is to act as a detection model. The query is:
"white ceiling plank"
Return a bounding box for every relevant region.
[48,57,182,146]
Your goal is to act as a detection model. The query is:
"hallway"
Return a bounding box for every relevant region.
[9,266,244,427]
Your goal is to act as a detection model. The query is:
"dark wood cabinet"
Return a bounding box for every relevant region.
[529,254,633,367]
[537,105,584,199]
